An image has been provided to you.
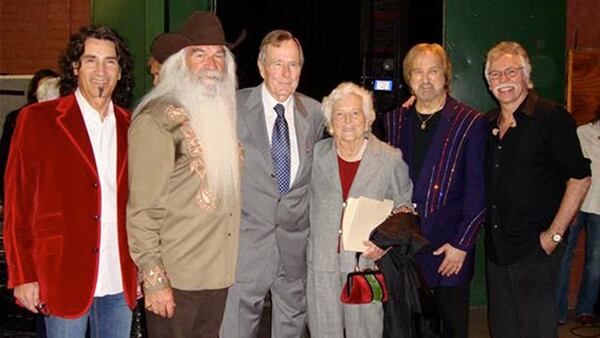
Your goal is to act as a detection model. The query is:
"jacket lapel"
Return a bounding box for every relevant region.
[240,86,273,165]
[319,138,341,194]
[291,93,310,189]
[348,137,381,197]
[413,99,457,200]
[55,94,98,177]
[115,106,130,187]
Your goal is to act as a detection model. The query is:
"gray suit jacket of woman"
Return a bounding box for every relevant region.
[308,134,413,273]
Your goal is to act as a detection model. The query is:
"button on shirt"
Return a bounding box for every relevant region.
[485,92,591,266]
[75,89,123,296]
[262,84,300,186]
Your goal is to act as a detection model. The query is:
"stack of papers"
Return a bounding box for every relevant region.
[342,196,393,252]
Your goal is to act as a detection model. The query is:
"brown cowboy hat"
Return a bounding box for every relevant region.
[151,11,246,63]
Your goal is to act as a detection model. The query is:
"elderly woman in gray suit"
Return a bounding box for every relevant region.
[307,82,413,337]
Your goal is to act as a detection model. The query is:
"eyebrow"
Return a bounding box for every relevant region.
[80,54,118,61]
[189,47,225,54]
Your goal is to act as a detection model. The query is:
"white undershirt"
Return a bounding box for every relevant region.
[578,122,600,215]
[75,89,123,296]
[261,84,300,186]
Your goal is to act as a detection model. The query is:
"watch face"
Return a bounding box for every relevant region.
[552,233,562,242]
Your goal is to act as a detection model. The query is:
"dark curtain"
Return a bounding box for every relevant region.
[217,0,362,101]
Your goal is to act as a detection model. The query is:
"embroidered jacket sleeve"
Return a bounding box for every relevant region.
[127,111,174,294]
[449,115,488,252]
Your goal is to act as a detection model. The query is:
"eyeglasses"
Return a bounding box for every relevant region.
[487,67,524,81]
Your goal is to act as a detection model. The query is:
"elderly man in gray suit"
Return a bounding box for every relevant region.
[220,30,325,338]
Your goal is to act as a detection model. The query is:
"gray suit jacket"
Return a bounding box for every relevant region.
[308,135,413,273]
[236,85,325,281]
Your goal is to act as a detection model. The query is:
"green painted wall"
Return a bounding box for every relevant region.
[91,0,211,105]
[167,0,212,31]
[444,0,567,307]
[91,0,566,308]
[445,0,567,113]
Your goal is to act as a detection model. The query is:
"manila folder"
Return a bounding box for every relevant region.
[342,196,393,252]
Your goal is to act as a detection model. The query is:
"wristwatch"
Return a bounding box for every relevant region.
[550,232,563,243]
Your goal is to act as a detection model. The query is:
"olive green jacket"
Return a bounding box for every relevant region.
[127,100,241,294]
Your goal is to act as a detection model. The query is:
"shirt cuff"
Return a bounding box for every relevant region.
[141,259,171,294]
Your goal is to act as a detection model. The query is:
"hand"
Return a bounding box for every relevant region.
[136,272,144,300]
[392,205,418,215]
[433,243,467,276]
[14,282,41,313]
[539,231,558,255]
[402,95,416,108]
[361,241,390,261]
[136,283,143,300]
[144,287,176,318]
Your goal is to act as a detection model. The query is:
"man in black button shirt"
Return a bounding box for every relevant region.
[484,41,591,338]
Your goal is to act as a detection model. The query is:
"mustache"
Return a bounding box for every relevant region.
[493,83,517,91]
[418,81,433,89]
[197,70,224,81]
[183,70,226,97]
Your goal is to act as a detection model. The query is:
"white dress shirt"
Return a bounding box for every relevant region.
[75,89,123,296]
[578,121,600,215]
[261,84,300,186]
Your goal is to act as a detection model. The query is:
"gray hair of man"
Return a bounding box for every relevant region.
[321,82,376,136]
[485,41,534,89]
[133,46,241,208]
[258,29,304,67]
[135,46,237,116]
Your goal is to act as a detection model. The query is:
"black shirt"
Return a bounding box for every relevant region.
[485,92,590,266]
[411,107,442,178]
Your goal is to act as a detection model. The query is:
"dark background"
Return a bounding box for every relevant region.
[217,0,443,112]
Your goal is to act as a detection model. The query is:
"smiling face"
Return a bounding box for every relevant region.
[74,38,121,103]
[408,51,446,104]
[487,53,529,108]
[185,45,226,87]
[331,94,367,145]
[258,40,302,102]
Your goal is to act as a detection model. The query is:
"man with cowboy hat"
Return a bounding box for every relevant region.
[127,11,244,337]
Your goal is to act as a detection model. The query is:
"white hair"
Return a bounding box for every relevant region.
[321,82,375,135]
[484,41,534,89]
[36,77,60,102]
[134,46,241,209]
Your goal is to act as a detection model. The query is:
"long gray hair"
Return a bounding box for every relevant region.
[134,46,241,209]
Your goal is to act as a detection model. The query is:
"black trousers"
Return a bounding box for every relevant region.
[432,285,470,338]
[486,245,564,338]
[146,287,228,338]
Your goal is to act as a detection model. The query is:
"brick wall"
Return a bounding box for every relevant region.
[567,0,600,50]
[0,0,90,75]
[566,0,599,308]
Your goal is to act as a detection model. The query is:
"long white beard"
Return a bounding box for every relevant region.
[135,48,241,209]
[178,69,241,209]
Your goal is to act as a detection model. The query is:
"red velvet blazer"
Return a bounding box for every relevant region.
[3,94,137,318]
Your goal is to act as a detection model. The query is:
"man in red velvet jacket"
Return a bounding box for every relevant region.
[3,26,137,338]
